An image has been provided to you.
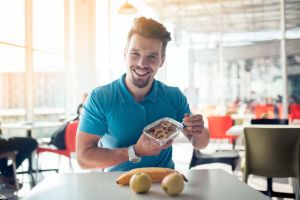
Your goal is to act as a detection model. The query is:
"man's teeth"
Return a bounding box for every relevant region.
[135,69,148,76]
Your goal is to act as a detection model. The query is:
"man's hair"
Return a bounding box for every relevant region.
[126,17,171,57]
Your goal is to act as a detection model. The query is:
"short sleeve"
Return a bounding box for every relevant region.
[175,88,191,121]
[78,89,108,136]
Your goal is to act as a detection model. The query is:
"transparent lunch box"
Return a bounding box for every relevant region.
[143,117,184,146]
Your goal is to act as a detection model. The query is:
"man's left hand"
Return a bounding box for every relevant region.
[182,113,209,149]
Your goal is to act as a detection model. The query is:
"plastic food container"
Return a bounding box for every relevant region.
[143,117,184,146]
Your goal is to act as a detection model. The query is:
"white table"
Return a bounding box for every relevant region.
[226,124,300,136]
[226,125,245,136]
[0,121,63,138]
[230,114,254,124]
[23,169,269,200]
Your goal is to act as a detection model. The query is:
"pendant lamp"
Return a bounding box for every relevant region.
[118,0,137,15]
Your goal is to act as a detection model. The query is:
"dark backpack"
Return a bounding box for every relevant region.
[50,115,79,149]
[50,122,68,149]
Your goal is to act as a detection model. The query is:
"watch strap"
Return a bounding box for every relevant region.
[128,145,141,163]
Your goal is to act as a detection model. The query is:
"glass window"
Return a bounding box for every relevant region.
[33,0,65,54]
[0,44,25,72]
[32,0,66,115]
[0,0,68,123]
[0,1,26,121]
[33,51,65,72]
[0,72,26,122]
[33,72,65,108]
[0,0,25,46]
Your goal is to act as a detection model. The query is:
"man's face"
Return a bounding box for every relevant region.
[124,34,165,89]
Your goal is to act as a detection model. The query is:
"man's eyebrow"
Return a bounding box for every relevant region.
[130,48,139,52]
[129,49,159,56]
[149,52,158,55]
[149,52,159,56]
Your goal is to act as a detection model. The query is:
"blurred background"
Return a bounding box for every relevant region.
[1,0,300,133]
[1,1,300,199]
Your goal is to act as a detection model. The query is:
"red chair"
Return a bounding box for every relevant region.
[290,103,300,120]
[207,115,237,148]
[254,104,275,119]
[36,120,79,174]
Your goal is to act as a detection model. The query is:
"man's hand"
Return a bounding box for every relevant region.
[182,114,204,137]
[182,113,210,149]
[134,134,173,157]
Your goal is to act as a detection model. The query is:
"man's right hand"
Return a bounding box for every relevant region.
[134,133,173,157]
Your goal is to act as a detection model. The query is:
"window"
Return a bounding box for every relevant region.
[0,0,26,121]
[0,0,69,122]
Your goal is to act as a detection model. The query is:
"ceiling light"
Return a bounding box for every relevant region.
[118,1,137,15]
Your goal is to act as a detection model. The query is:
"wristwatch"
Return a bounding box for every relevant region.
[128,145,141,163]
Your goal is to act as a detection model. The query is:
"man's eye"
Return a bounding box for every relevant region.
[131,52,139,57]
[148,55,157,60]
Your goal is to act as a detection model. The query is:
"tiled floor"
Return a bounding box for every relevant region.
[0,140,297,200]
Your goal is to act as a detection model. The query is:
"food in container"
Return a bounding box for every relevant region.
[143,117,184,146]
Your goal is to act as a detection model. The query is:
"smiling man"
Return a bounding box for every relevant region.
[76,17,210,171]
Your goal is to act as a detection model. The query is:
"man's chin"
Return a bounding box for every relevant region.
[132,79,150,88]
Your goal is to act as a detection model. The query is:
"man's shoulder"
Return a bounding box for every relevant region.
[156,80,182,94]
[91,79,119,95]
[87,80,120,108]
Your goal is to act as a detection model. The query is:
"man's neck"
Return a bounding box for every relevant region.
[125,79,153,102]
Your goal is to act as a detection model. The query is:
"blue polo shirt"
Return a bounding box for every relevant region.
[78,74,190,171]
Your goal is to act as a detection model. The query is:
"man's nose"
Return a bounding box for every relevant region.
[137,56,148,68]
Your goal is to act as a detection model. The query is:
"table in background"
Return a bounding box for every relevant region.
[0,121,63,185]
[23,169,269,200]
[0,121,63,138]
[226,124,300,137]
[230,114,254,125]
[226,125,245,136]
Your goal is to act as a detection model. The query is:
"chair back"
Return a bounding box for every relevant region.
[243,127,300,183]
[254,104,275,119]
[207,116,235,143]
[65,120,79,154]
[290,103,300,120]
[251,118,289,125]
[0,151,19,190]
[277,103,283,119]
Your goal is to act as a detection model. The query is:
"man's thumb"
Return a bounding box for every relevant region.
[184,113,190,118]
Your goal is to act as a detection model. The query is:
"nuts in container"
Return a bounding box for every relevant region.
[143,117,184,146]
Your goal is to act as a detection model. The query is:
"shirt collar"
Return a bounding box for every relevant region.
[117,73,157,103]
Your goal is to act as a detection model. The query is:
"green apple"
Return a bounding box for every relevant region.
[161,172,184,196]
[129,172,152,193]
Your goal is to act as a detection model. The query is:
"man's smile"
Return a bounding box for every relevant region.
[133,68,150,77]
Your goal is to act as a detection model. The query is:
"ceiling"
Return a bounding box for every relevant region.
[145,0,300,45]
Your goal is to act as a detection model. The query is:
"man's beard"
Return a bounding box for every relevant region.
[132,74,151,88]
[131,66,152,88]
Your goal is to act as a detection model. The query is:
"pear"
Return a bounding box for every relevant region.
[129,172,152,193]
[161,172,184,196]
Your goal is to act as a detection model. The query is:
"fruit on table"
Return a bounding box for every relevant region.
[129,172,152,193]
[161,172,185,196]
[116,167,187,185]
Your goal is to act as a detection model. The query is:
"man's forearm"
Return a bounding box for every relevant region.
[77,146,129,170]
[184,127,210,150]
[193,127,210,149]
